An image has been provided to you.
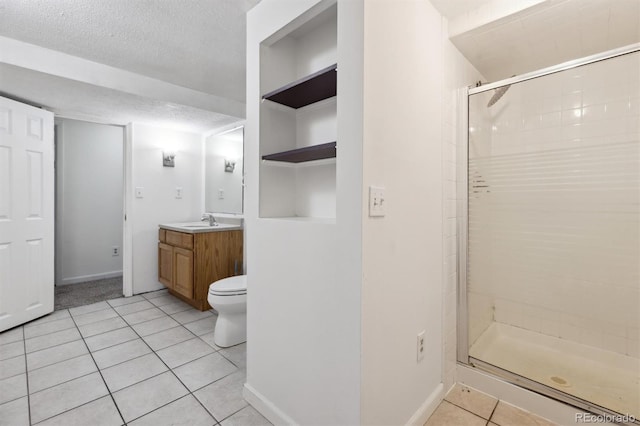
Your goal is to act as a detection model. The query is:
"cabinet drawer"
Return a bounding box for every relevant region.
[159,229,166,243]
[165,230,194,250]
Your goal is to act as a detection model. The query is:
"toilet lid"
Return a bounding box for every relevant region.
[209,275,246,295]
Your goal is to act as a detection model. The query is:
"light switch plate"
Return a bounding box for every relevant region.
[218,188,225,199]
[135,187,144,199]
[369,186,386,217]
[175,187,183,199]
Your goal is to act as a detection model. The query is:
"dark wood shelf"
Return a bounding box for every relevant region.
[262,142,336,163]
[262,64,337,109]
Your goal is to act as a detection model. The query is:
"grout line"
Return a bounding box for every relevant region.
[442,400,490,423]
[108,300,225,424]
[26,352,89,374]
[66,308,127,426]
[28,369,96,397]
[23,311,71,329]
[20,327,32,426]
[488,399,500,424]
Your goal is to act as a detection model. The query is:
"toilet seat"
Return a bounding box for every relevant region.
[209,275,246,296]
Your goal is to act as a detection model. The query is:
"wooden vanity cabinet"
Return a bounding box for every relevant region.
[158,228,243,311]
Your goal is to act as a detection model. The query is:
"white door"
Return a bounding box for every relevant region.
[0,96,54,332]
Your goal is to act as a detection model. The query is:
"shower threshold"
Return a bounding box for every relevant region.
[469,323,639,420]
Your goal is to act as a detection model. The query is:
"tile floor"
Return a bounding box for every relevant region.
[0,289,272,426]
[425,383,559,426]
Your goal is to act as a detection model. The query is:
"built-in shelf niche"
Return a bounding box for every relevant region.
[262,64,337,109]
[262,141,336,163]
[259,3,337,220]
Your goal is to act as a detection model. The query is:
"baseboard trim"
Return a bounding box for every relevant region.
[243,382,298,426]
[406,382,445,425]
[58,271,123,286]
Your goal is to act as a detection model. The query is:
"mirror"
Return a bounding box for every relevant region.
[205,126,244,214]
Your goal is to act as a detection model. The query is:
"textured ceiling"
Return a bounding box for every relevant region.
[0,0,260,103]
[433,0,640,82]
[0,63,239,133]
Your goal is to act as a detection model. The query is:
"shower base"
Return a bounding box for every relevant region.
[469,323,639,419]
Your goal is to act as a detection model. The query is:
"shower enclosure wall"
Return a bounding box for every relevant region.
[459,45,639,422]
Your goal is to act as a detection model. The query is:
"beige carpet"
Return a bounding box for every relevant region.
[55,277,123,311]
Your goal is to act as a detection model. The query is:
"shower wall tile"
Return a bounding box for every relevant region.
[470,51,640,357]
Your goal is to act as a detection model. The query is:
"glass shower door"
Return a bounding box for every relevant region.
[465,49,640,420]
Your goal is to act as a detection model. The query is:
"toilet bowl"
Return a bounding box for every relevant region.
[207,275,247,347]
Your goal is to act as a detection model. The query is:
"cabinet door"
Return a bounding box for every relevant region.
[158,243,173,288]
[173,247,194,299]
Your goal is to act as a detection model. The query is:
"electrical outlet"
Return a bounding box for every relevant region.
[175,187,183,199]
[218,188,225,199]
[112,246,120,257]
[417,330,426,362]
[135,187,144,198]
[369,186,386,217]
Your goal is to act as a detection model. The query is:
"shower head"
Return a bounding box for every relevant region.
[487,84,511,107]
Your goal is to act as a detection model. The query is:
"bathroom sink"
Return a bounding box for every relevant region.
[159,221,242,233]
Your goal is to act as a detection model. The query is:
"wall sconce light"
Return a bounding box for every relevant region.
[224,159,236,173]
[163,151,176,167]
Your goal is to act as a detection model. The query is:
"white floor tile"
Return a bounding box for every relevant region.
[219,343,246,369]
[171,309,214,325]
[29,372,109,424]
[0,396,29,426]
[77,316,127,338]
[141,289,168,300]
[113,300,155,316]
[26,340,88,371]
[23,318,76,339]
[112,371,188,423]
[156,338,215,369]
[128,394,215,426]
[194,370,247,421]
[107,295,145,308]
[220,405,272,426]
[92,338,151,370]
[0,327,23,345]
[0,355,25,381]
[28,354,96,394]
[84,327,137,352]
[0,373,27,405]
[173,352,237,392]
[36,395,122,426]
[131,316,180,337]
[0,341,25,361]
[25,328,81,353]
[73,308,118,327]
[101,353,167,392]
[184,316,217,336]
[122,308,166,325]
[24,311,70,328]
[142,326,194,351]
[69,301,111,317]
[158,300,193,315]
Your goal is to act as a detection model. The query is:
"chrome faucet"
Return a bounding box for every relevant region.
[201,213,217,226]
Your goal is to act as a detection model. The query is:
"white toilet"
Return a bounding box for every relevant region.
[207,275,247,347]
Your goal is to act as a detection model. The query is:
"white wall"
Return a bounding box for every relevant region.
[360,1,445,424]
[55,118,123,285]
[467,51,640,358]
[245,1,362,424]
[130,123,203,294]
[205,128,244,214]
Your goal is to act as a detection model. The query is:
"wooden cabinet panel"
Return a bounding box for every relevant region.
[165,230,194,250]
[158,243,173,288]
[173,247,194,299]
[158,227,243,311]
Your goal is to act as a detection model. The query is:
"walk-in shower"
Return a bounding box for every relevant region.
[459,44,640,423]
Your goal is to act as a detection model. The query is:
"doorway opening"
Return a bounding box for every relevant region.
[54,118,125,310]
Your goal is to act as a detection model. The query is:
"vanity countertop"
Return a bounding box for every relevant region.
[159,221,242,234]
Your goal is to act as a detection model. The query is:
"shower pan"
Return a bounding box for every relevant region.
[458,44,640,424]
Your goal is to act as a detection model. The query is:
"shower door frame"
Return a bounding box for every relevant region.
[457,42,640,423]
